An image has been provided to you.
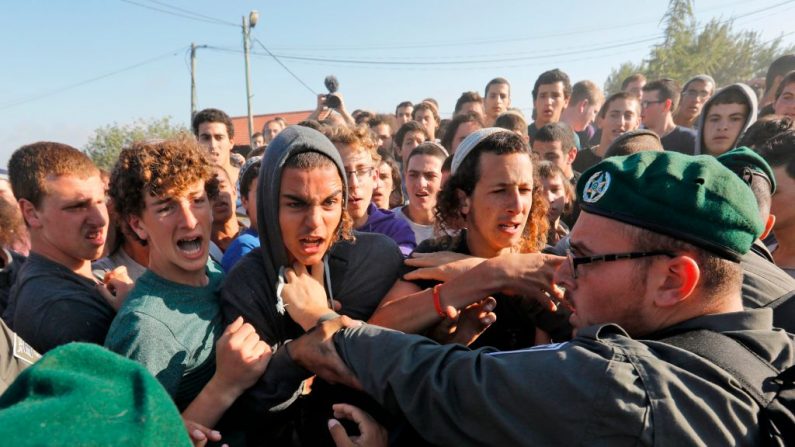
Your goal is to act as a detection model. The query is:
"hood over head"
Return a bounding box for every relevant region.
[256,125,347,283]
[695,83,758,155]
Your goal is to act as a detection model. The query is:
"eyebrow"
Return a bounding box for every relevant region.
[62,198,93,209]
[282,189,343,202]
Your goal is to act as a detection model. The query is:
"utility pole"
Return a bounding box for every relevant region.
[190,42,198,120]
[242,11,259,145]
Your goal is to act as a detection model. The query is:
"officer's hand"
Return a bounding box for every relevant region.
[486,253,565,311]
[403,251,486,283]
[328,404,388,447]
[287,316,363,390]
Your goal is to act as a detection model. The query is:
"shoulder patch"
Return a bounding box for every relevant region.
[13,333,40,365]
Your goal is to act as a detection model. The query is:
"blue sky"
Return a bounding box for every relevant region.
[2,0,794,167]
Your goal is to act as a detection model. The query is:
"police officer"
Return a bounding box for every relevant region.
[281,151,795,445]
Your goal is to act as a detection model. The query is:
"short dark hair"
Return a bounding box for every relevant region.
[532,69,572,101]
[775,70,795,101]
[252,132,263,140]
[494,112,528,138]
[395,101,413,115]
[709,88,751,109]
[296,119,323,131]
[394,121,429,149]
[368,114,395,131]
[192,108,234,139]
[9,142,98,208]
[747,116,795,180]
[454,91,483,115]
[765,54,795,92]
[239,159,261,199]
[412,102,440,128]
[642,79,680,111]
[441,111,485,152]
[621,73,647,91]
[484,77,510,98]
[406,142,448,165]
[534,122,576,155]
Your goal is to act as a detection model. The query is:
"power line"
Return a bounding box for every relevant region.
[251,38,317,96]
[119,0,236,27]
[142,0,237,27]
[0,46,188,111]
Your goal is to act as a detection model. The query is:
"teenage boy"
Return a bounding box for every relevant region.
[412,102,441,141]
[483,78,512,126]
[193,108,239,182]
[773,70,795,119]
[695,83,758,156]
[394,143,446,244]
[327,126,416,256]
[640,79,696,154]
[673,75,715,129]
[560,80,604,146]
[528,69,571,145]
[573,92,641,173]
[104,137,270,430]
[5,143,123,353]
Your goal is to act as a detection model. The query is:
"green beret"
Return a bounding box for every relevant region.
[716,146,777,194]
[0,343,191,446]
[577,151,764,261]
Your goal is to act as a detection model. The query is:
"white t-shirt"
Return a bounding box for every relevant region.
[393,206,436,245]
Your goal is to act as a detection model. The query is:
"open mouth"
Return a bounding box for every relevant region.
[299,235,325,254]
[177,236,203,256]
[498,223,521,234]
[85,229,105,245]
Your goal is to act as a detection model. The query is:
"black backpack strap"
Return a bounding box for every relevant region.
[662,329,779,406]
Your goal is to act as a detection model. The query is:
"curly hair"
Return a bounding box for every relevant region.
[109,135,219,244]
[0,199,25,248]
[435,132,548,253]
[324,125,380,164]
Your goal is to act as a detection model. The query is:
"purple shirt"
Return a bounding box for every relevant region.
[358,203,417,256]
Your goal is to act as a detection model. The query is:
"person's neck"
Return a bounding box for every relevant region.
[122,239,149,268]
[560,111,585,132]
[672,110,696,128]
[773,222,795,267]
[212,219,240,251]
[652,116,676,138]
[149,258,208,287]
[30,239,94,281]
[485,114,498,127]
[594,139,609,158]
[405,204,434,225]
[465,229,515,259]
[353,209,370,229]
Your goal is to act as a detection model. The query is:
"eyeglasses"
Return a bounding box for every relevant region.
[345,166,374,182]
[683,89,710,99]
[640,100,665,108]
[566,249,676,279]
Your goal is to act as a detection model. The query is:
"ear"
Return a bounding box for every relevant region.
[456,189,470,217]
[653,255,700,308]
[562,97,570,110]
[578,99,588,114]
[18,199,41,229]
[761,214,776,240]
[565,147,578,166]
[664,99,673,113]
[127,214,149,242]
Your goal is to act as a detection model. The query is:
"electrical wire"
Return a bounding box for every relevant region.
[119,0,237,27]
[251,38,317,96]
[0,46,188,111]
[142,0,238,27]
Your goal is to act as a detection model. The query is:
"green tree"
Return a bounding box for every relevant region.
[84,116,189,170]
[604,0,795,94]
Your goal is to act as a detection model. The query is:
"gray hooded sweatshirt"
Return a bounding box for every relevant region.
[695,83,758,156]
[220,126,402,422]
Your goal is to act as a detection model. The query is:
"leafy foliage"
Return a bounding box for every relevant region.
[84,116,189,170]
[604,0,795,94]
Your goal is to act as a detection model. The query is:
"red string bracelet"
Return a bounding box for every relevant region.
[432,283,446,318]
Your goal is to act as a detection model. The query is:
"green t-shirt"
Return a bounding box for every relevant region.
[104,260,224,410]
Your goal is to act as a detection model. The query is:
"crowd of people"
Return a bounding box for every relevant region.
[0,53,795,446]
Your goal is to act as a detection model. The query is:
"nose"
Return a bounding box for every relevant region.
[506,188,522,214]
[553,252,575,286]
[88,201,109,228]
[304,205,323,230]
[177,200,198,229]
[544,189,556,206]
